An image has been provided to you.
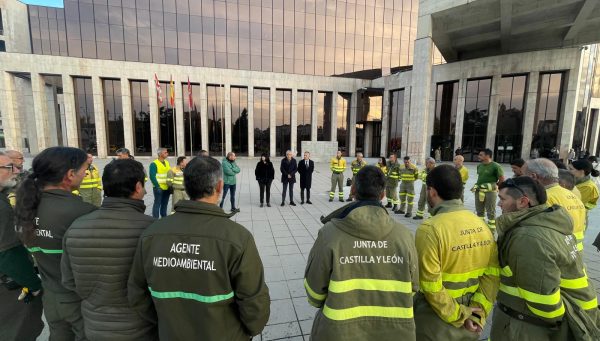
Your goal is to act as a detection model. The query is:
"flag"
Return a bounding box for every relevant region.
[154,73,162,105]
[169,76,175,107]
[187,77,193,108]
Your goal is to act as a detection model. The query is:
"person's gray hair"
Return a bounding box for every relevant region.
[426,157,435,163]
[184,157,223,200]
[156,147,167,155]
[558,169,576,190]
[286,150,293,155]
[356,152,363,157]
[525,158,558,181]
[304,151,310,155]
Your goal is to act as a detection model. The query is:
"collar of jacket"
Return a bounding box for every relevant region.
[576,175,591,185]
[496,203,572,238]
[101,197,146,213]
[43,188,80,199]
[321,201,393,240]
[544,183,559,190]
[429,199,465,216]
[174,200,235,218]
[0,188,9,203]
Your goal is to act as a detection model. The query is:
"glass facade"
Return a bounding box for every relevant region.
[388,89,404,155]
[29,0,418,76]
[462,78,491,162]
[336,93,351,155]
[276,89,291,156]
[207,85,225,156]
[73,77,96,153]
[431,81,458,161]
[317,92,332,141]
[131,80,151,155]
[297,90,312,155]
[157,82,176,152]
[102,79,124,154]
[231,87,248,155]
[254,88,270,156]
[533,72,564,157]
[183,83,202,156]
[495,75,526,162]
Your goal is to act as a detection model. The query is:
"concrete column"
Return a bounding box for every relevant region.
[589,109,600,156]
[247,86,254,157]
[401,86,411,156]
[485,74,502,150]
[380,89,390,157]
[223,84,232,154]
[331,91,338,141]
[291,88,298,154]
[62,74,79,148]
[558,56,584,160]
[311,90,318,141]
[120,78,135,155]
[148,78,159,154]
[521,72,540,159]
[200,83,209,152]
[364,124,373,157]
[175,78,185,156]
[349,91,358,156]
[90,76,108,157]
[31,73,51,151]
[408,15,434,164]
[0,72,23,150]
[269,87,276,157]
[454,79,468,153]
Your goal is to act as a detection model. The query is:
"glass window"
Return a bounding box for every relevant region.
[182,83,202,155]
[102,79,124,153]
[231,87,249,155]
[276,89,291,156]
[533,73,564,157]
[207,85,225,156]
[317,92,332,141]
[297,91,312,154]
[495,75,527,162]
[73,77,97,154]
[254,88,270,156]
[131,80,151,155]
[461,78,492,162]
[388,89,404,154]
[158,81,177,152]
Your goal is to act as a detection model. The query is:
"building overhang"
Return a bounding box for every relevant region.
[431,0,600,62]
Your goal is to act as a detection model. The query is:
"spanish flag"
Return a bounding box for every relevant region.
[169,76,175,107]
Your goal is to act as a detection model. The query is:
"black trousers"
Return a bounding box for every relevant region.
[258,180,272,204]
[301,187,311,201]
[282,182,294,202]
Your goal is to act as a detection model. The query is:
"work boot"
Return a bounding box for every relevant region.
[329,198,334,202]
[385,202,392,208]
[339,198,344,202]
[413,216,423,220]
[301,200,304,205]
[346,197,352,202]
[404,213,412,218]
[260,203,264,208]
[267,203,271,207]
[290,202,296,206]
[307,200,312,204]
[281,202,285,206]
[392,205,398,211]
[397,210,406,214]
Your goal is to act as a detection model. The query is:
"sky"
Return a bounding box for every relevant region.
[20,0,63,7]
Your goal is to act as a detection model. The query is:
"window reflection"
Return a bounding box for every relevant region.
[182,83,202,156]
[254,88,270,156]
[297,91,312,155]
[276,89,291,156]
[336,93,351,156]
[388,89,404,155]
[495,75,527,162]
[231,87,249,155]
[207,84,225,156]
[131,80,151,156]
[74,77,96,154]
[317,92,332,141]
[533,73,564,157]
[462,78,491,162]
[103,79,125,154]
[431,82,458,161]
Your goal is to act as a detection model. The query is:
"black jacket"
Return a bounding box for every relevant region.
[297,159,314,188]
[254,161,275,184]
[62,197,157,341]
[280,158,298,184]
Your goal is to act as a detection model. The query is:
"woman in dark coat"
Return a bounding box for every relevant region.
[280,150,297,206]
[254,153,275,207]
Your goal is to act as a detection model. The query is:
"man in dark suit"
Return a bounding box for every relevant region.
[280,150,298,206]
[298,151,314,205]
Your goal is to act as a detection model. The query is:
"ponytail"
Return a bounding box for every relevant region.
[14,147,88,245]
[592,169,600,178]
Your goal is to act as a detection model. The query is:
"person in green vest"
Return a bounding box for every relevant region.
[472,148,505,233]
[413,157,436,220]
[168,156,188,214]
[149,147,171,218]
[346,152,368,201]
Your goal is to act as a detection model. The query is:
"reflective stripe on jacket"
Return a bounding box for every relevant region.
[168,167,185,190]
[80,165,102,190]
[399,164,418,182]
[330,157,346,173]
[575,177,599,210]
[387,162,401,181]
[546,184,586,252]
[153,159,171,190]
[350,160,367,175]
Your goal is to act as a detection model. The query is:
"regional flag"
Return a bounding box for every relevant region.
[169,76,175,107]
[154,73,162,105]
[187,77,193,108]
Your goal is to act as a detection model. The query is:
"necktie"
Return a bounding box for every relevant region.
[306,160,309,169]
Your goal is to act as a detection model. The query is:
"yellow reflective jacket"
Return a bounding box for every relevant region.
[546,184,586,252]
[376,164,387,175]
[386,161,401,184]
[168,166,185,190]
[575,177,599,210]
[496,204,599,325]
[305,202,418,340]
[415,199,499,328]
[330,157,346,173]
[350,159,367,175]
[457,166,469,185]
[80,165,102,191]
[399,163,418,182]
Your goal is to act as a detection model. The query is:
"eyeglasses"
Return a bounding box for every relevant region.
[503,178,528,198]
[0,164,16,173]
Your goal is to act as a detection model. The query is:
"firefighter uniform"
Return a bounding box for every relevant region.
[128,200,270,340]
[457,166,469,202]
[347,159,368,200]
[376,163,387,175]
[473,161,504,230]
[398,163,419,215]
[492,204,600,340]
[415,168,431,219]
[546,183,586,252]
[305,201,418,340]
[414,199,499,340]
[28,189,96,340]
[168,166,188,214]
[78,164,103,207]
[385,161,401,209]
[329,157,347,201]
[576,176,599,211]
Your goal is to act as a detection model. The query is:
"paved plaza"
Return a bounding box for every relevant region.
[36,157,600,340]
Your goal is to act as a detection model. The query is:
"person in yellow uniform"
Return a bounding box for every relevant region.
[524,158,587,252]
[376,156,387,174]
[570,159,600,211]
[78,153,103,207]
[454,155,469,202]
[414,157,436,220]
[168,156,188,214]
[414,164,499,340]
[346,153,367,201]
[397,156,419,217]
[385,154,401,211]
[149,147,171,218]
[329,150,346,202]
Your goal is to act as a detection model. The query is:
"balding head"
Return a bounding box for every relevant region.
[523,158,559,186]
[5,150,24,169]
[453,155,464,168]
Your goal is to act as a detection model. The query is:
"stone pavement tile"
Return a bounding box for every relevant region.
[281,255,307,268]
[267,299,297,325]
[261,322,302,340]
[262,255,283,267]
[268,281,291,300]
[265,267,286,283]
[273,230,293,238]
[271,224,290,231]
[292,297,318,321]
[258,246,279,257]
[275,237,297,246]
[283,264,306,280]
[290,229,312,237]
[293,236,315,244]
[287,279,306,298]
[277,245,301,255]
[297,243,314,254]
[299,319,314,336]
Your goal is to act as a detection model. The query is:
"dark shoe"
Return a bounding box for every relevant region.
[260,203,264,208]
[397,210,406,214]
[346,198,353,202]
[281,202,285,206]
[339,198,344,202]
[231,208,240,213]
[307,200,313,204]
[267,203,271,207]
[290,202,296,206]
[329,198,334,202]
[392,205,398,211]
[413,216,423,220]
[301,201,304,205]
[385,203,392,208]
[404,213,412,218]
